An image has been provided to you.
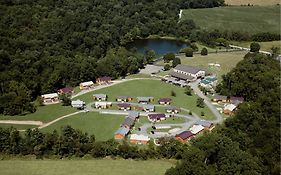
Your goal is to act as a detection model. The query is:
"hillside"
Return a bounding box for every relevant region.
[181,6,280,34]
[225,0,280,5]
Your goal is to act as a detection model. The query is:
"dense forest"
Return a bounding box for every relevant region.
[0,0,224,115]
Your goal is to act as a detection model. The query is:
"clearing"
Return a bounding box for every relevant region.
[231,40,281,52]
[224,0,280,6]
[181,6,280,34]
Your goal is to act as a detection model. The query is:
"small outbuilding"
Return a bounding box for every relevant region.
[130,134,150,145]
[114,127,130,140]
[195,120,215,131]
[223,104,237,115]
[116,96,133,103]
[96,76,112,85]
[137,97,154,104]
[58,87,74,95]
[190,125,205,135]
[80,81,94,90]
[175,131,194,142]
[117,103,131,111]
[142,104,155,112]
[158,98,172,105]
[166,106,181,114]
[93,94,107,101]
[41,93,59,103]
[71,100,86,109]
[148,113,166,122]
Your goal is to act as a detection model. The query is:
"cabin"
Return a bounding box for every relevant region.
[128,111,140,120]
[190,125,205,135]
[137,97,154,104]
[121,117,135,129]
[96,76,112,85]
[117,103,131,111]
[80,81,94,90]
[93,94,107,101]
[116,96,133,103]
[41,93,59,103]
[71,100,86,109]
[223,104,237,115]
[114,127,130,140]
[175,131,194,142]
[94,102,112,109]
[158,98,172,105]
[148,113,166,122]
[142,104,155,112]
[170,64,205,82]
[195,120,215,131]
[58,87,74,95]
[130,134,150,145]
[212,95,227,103]
[229,96,244,104]
[166,106,181,114]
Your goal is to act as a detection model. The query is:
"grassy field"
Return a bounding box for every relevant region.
[41,112,125,141]
[159,51,245,80]
[181,6,280,34]
[74,79,215,120]
[0,159,175,175]
[0,124,37,130]
[0,104,77,122]
[225,0,280,5]
[231,40,281,52]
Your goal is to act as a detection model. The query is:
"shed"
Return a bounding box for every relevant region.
[117,103,131,111]
[158,98,172,105]
[93,94,107,101]
[71,100,86,109]
[130,134,150,145]
[41,93,59,103]
[114,127,130,140]
[80,81,94,90]
[148,113,166,122]
[190,125,205,135]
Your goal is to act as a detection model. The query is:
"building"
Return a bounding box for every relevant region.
[190,125,205,135]
[130,134,150,145]
[229,96,244,104]
[158,98,172,105]
[142,104,155,112]
[114,127,130,140]
[80,81,94,90]
[57,87,74,95]
[137,97,154,104]
[117,103,131,111]
[212,95,227,103]
[170,64,205,82]
[71,100,86,109]
[116,96,133,102]
[166,106,181,114]
[175,131,194,142]
[195,120,215,131]
[199,76,218,90]
[148,113,166,122]
[121,117,135,129]
[128,111,140,120]
[94,102,112,109]
[41,93,59,103]
[223,104,237,115]
[93,94,107,101]
[96,76,112,85]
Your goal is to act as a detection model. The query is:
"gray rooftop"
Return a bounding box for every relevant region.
[122,117,135,127]
[195,120,213,128]
[174,64,203,74]
[170,71,194,81]
[137,97,153,102]
[128,111,139,119]
[93,94,107,98]
[71,100,85,105]
[115,127,130,136]
[166,106,179,110]
[142,104,155,110]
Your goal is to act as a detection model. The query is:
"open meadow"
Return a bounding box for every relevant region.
[225,0,280,6]
[0,159,175,175]
[181,6,280,34]
[231,41,281,52]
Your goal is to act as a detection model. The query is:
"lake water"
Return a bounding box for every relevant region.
[126,39,189,55]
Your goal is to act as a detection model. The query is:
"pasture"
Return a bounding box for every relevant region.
[181,6,280,34]
[225,0,280,6]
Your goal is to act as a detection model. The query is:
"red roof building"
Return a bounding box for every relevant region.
[96,76,112,85]
[175,131,194,142]
[58,87,74,95]
[158,98,172,105]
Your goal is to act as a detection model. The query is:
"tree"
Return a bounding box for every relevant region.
[172,57,181,67]
[164,64,171,71]
[184,48,193,57]
[201,48,208,56]
[163,53,175,63]
[184,86,192,96]
[250,42,260,52]
[171,90,176,97]
[191,43,198,52]
[59,94,71,106]
[145,50,156,64]
[196,98,204,108]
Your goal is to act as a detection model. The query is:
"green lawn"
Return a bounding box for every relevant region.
[181,6,280,34]
[41,112,125,141]
[230,40,281,52]
[75,79,215,120]
[0,124,37,130]
[0,104,78,122]
[0,159,175,175]
[225,0,280,6]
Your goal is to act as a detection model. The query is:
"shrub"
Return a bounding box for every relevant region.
[201,48,208,56]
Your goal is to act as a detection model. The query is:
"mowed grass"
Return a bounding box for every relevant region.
[181,6,280,34]
[225,0,280,5]
[41,112,125,141]
[75,79,215,120]
[0,159,174,175]
[0,104,77,122]
[231,40,281,52]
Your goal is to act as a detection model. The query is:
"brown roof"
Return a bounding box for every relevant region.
[122,117,135,127]
[117,103,131,108]
[158,98,172,103]
[176,131,193,140]
[97,76,112,82]
[148,113,166,120]
[213,95,227,101]
[58,87,73,94]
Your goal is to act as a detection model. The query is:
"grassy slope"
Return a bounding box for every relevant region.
[231,41,281,52]
[225,0,280,5]
[0,124,37,130]
[181,6,280,34]
[41,112,125,141]
[0,159,174,175]
[0,104,77,122]
[74,79,215,120]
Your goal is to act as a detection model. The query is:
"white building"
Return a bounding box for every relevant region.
[190,125,205,135]
[79,81,94,90]
[170,64,205,82]
[41,93,59,103]
[71,100,86,109]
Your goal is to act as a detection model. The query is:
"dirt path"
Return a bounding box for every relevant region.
[0,120,43,126]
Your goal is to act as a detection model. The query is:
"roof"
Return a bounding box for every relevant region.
[224,104,237,111]
[128,111,139,119]
[148,113,166,120]
[205,77,217,82]
[176,131,194,140]
[117,103,131,108]
[97,76,111,81]
[122,117,135,127]
[137,97,153,102]
[95,102,111,106]
[142,104,155,110]
[195,120,213,128]
[115,127,130,136]
[130,134,150,141]
[42,93,58,99]
[58,87,73,93]
[117,96,130,100]
[190,125,205,134]
[93,94,107,98]
[200,79,210,85]
[166,106,180,111]
[71,100,85,105]
[230,96,244,102]
[159,98,172,103]
[170,71,195,81]
[213,95,227,100]
[174,64,203,74]
[80,81,94,86]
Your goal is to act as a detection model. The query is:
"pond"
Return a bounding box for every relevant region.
[126,39,189,55]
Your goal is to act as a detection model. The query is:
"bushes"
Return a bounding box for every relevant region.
[250,42,260,52]
[184,48,194,57]
[200,48,208,56]
[164,64,171,71]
